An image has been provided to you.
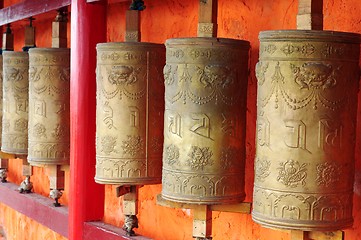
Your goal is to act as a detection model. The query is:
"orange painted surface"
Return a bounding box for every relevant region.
[0,5,70,240]
[0,203,67,240]
[2,0,361,240]
[103,1,361,240]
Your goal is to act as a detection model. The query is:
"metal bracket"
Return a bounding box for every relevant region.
[0,157,9,183]
[52,7,68,48]
[118,185,139,236]
[23,17,36,51]
[2,23,14,51]
[157,195,251,239]
[18,156,32,177]
[125,10,140,42]
[45,165,65,207]
[297,0,323,30]
[290,230,344,240]
[197,0,217,37]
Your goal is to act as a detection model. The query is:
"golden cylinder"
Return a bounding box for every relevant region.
[1,51,29,155]
[253,30,360,231]
[95,42,165,185]
[27,48,70,165]
[162,38,250,204]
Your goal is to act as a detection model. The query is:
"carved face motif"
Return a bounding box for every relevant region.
[200,65,232,88]
[7,68,23,82]
[300,63,332,87]
[108,66,135,85]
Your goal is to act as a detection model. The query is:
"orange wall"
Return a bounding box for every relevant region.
[104,1,361,240]
[0,203,66,240]
[0,7,70,240]
[2,0,361,240]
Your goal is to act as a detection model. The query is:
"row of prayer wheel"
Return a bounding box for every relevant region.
[0,28,357,231]
[0,48,70,165]
[95,30,360,232]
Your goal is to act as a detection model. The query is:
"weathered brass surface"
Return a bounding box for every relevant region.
[95,42,165,185]
[1,51,29,155]
[162,38,249,204]
[253,30,360,231]
[27,48,70,165]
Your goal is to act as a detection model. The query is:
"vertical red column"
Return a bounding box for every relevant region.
[69,1,106,239]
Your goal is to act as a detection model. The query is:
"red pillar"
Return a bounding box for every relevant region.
[69,1,106,239]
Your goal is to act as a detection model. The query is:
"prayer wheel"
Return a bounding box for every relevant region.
[253,30,360,230]
[27,48,70,165]
[95,42,165,185]
[161,38,249,204]
[1,51,29,155]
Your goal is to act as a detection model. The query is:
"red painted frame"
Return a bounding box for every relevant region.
[0,1,149,239]
[69,0,107,239]
[0,182,69,237]
[0,0,71,25]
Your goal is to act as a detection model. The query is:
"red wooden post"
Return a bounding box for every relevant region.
[69,1,106,239]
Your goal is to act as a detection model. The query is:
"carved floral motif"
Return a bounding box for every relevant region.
[316,162,340,187]
[122,135,143,156]
[100,136,117,155]
[220,147,238,170]
[14,118,28,132]
[186,146,213,170]
[52,124,66,139]
[164,144,180,166]
[33,123,46,138]
[263,44,277,54]
[255,158,271,181]
[281,43,315,56]
[277,160,307,187]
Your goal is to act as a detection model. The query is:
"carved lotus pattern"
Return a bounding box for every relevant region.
[187,146,213,170]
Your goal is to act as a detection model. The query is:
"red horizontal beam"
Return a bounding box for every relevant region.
[84,221,151,240]
[0,182,68,237]
[0,0,71,26]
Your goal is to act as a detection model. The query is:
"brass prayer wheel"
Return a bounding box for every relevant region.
[253,30,360,231]
[1,51,29,155]
[95,42,165,185]
[27,48,70,165]
[162,38,250,204]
